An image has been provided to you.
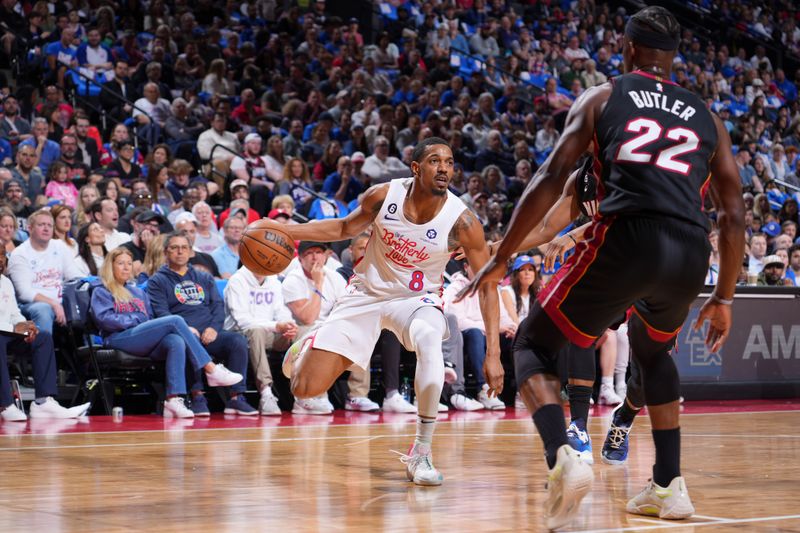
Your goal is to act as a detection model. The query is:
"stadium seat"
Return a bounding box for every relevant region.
[216,279,228,298]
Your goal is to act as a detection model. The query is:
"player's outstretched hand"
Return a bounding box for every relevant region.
[543,233,576,272]
[454,257,506,302]
[695,299,732,353]
[483,354,504,397]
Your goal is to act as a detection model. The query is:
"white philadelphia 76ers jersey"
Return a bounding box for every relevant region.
[351,177,467,298]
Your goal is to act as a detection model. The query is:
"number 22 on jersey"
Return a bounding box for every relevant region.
[615,118,699,175]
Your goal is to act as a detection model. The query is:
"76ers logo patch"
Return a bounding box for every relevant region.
[174,281,205,305]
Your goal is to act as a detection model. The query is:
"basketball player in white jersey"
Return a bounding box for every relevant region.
[263,137,501,485]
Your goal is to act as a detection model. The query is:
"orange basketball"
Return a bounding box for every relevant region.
[240,219,296,276]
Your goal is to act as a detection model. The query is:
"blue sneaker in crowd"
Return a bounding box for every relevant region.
[602,402,633,465]
[566,418,593,465]
[189,394,210,417]
[224,395,258,416]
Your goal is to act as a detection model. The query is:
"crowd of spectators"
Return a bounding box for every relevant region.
[0,0,798,418]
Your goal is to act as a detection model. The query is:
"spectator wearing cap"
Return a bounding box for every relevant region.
[4,179,34,227]
[211,216,245,279]
[757,255,789,286]
[501,255,538,326]
[268,208,292,224]
[344,123,369,156]
[327,90,351,124]
[361,135,410,185]
[173,213,221,278]
[19,117,60,175]
[218,180,261,228]
[282,240,376,414]
[88,197,132,251]
[0,95,32,144]
[191,201,223,254]
[231,133,272,188]
[120,209,166,277]
[8,209,83,335]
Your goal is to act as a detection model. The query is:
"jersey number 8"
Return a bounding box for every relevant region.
[409,270,424,291]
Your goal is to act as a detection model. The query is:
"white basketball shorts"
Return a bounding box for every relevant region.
[310,288,448,370]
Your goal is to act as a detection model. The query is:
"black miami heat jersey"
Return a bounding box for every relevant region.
[594,70,718,230]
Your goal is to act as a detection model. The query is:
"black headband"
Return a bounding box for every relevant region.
[625,18,679,51]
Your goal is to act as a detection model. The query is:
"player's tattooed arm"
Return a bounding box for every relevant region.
[448,208,480,252]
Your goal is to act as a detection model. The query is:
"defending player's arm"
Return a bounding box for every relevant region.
[452,208,504,396]
[494,85,608,260]
[460,84,610,297]
[695,114,746,352]
[270,184,389,242]
[485,171,583,256]
[541,221,592,272]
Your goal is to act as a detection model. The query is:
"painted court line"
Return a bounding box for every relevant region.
[0,432,543,452]
[3,429,800,452]
[573,513,800,533]
[1,408,797,439]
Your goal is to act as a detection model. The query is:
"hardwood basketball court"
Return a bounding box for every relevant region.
[1,400,799,532]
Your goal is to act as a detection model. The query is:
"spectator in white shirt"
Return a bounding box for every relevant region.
[191,201,223,254]
[197,113,241,162]
[133,82,172,128]
[0,252,90,421]
[282,241,378,414]
[7,209,83,335]
[224,265,297,415]
[361,135,410,184]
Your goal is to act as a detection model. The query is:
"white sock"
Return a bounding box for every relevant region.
[415,417,436,448]
[601,376,614,388]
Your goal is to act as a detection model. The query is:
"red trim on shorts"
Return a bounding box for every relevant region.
[537,219,614,348]
[699,172,712,208]
[592,132,606,219]
[631,307,682,342]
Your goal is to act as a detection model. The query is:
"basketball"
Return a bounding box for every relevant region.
[240,219,295,276]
